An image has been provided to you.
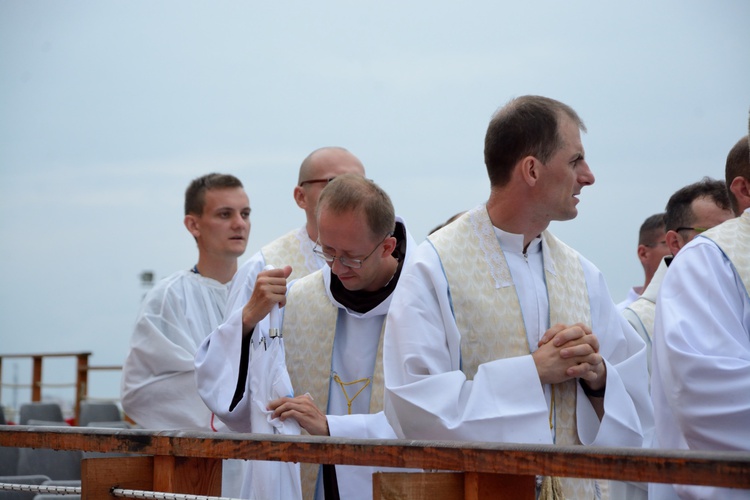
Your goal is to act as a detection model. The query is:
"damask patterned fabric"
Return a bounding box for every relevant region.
[428,206,597,499]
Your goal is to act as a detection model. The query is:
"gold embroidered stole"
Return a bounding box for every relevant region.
[428,205,598,499]
[627,298,656,345]
[702,211,750,295]
[262,227,319,281]
[282,269,386,500]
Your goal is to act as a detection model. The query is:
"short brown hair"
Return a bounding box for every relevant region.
[184,173,244,216]
[316,174,395,240]
[638,213,666,246]
[484,95,586,187]
[664,177,730,231]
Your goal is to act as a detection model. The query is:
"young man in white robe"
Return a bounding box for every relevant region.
[383,95,653,500]
[225,147,366,313]
[195,174,416,500]
[650,135,750,500]
[623,178,733,374]
[121,173,251,497]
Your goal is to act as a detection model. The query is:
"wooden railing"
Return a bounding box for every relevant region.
[1,426,749,499]
[0,352,122,425]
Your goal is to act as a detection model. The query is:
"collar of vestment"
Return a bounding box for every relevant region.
[329,220,407,314]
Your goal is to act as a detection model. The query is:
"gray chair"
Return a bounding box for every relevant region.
[78,402,121,427]
[15,420,80,481]
[0,447,19,475]
[18,404,63,426]
[0,475,51,500]
[16,449,82,481]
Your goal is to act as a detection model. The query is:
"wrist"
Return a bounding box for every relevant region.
[579,379,605,398]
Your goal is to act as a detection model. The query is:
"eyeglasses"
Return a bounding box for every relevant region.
[299,177,335,187]
[313,233,392,269]
[675,227,708,234]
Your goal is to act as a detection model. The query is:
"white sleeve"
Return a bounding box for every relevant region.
[653,240,750,450]
[194,302,274,433]
[579,258,652,449]
[121,282,213,430]
[651,240,750,499]
[384,243,552,444]
[327,411,398,440]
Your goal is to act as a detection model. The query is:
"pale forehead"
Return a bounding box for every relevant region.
[203,187,249,210]
[557,115,584,153]
[318,207,376,244]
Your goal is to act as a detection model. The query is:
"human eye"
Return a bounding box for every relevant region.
[241,209,251,219]
[314,248,334,262]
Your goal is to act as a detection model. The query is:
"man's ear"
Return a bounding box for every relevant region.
[636,244,648,264]
[184,214,200,238]
[730,176,750,213]
[293,185,307,209]
[520,156,539,186]
[382,234,397,257]
[664,229,682,257]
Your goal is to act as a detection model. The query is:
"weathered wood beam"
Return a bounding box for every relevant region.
[1,425,749,489]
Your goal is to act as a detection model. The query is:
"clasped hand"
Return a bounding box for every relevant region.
[532,323,606,390]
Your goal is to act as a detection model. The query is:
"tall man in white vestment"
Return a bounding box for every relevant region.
[650,135,750,500]
[195,174,416,500]
[383,95,653,500]
[623,177,733,374]
[121,173,251,497]
[225,146,366,312]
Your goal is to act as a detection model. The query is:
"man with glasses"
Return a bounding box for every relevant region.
[650,135,750,500]
[623,177,733,374]
[616,213,671,311]
[382,96,653,499]
[196,174,415,500]
[225,146,366,313]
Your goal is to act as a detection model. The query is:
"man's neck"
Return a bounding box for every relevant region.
[486,196,548,252]
[194,256,238,284]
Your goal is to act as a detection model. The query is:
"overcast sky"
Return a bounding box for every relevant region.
[1,1,748,408]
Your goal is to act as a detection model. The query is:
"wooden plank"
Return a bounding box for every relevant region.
[153,455,222,496]
[0,352,92,359]
[31,356,43,402]
[464,472,534,500]
[2,426,749,489]
[81,456,153,500]
[74,353,89,426]
[374,472,463,500]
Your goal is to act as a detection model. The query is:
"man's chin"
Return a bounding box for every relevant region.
[338,276,361,291]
